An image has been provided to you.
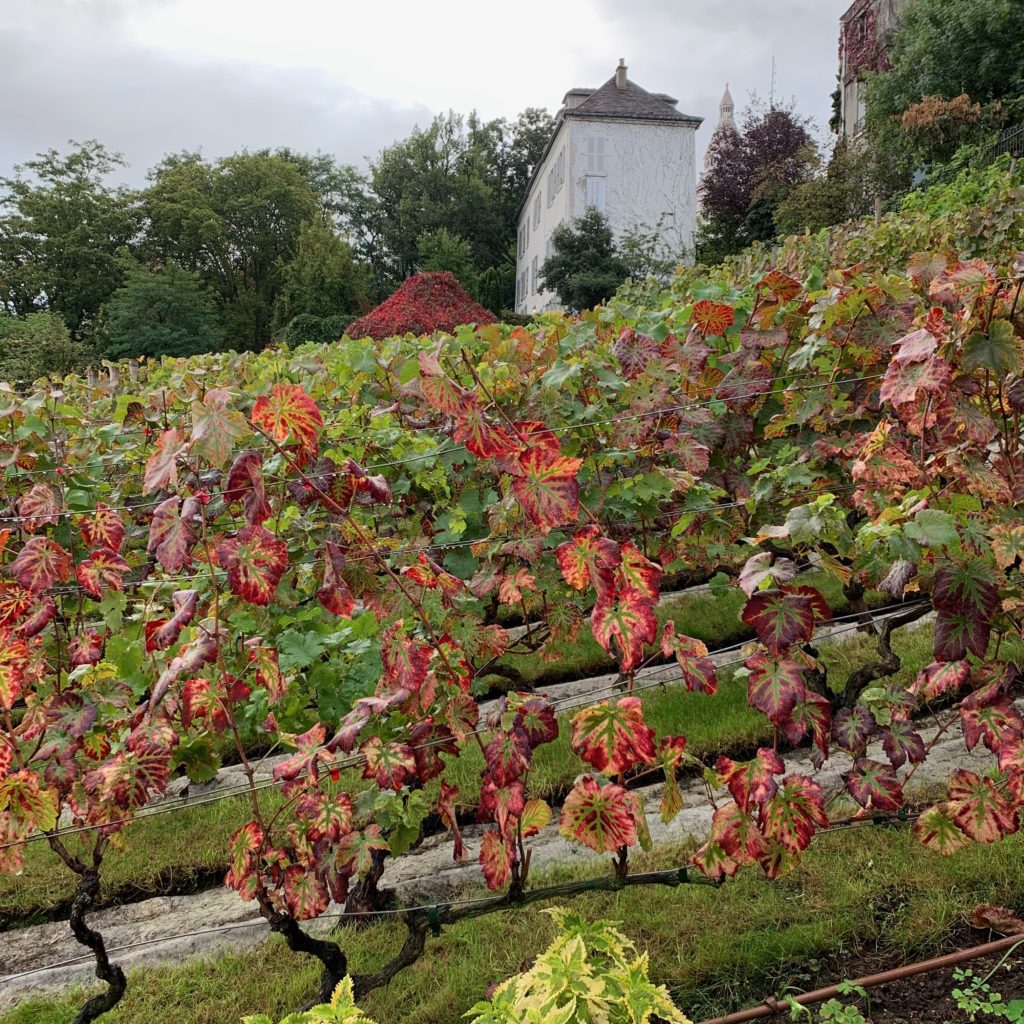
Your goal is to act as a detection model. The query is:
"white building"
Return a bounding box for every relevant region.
[514,60,703,314]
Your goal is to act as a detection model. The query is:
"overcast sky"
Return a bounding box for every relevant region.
[1,0,849,184]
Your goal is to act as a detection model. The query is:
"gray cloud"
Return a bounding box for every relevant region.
[0,0,846,185]
[0,21,433,182]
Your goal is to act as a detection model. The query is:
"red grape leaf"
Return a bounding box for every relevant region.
[147,496,196,572]
[745,653,806,727]
[225,450,272,526]
[0,770,58,834]
[741,590,814,656]
[336,825,389,878]
[520,798,551,838]
[715,747,783,812]
[282,865,330,920]
[76,547,131,600]
[891,328,937,365]
[617,542,662,604]
[559,775,637,853]
[758,269,801,302]
[11,537,72,592]
[225,821,264,897]
[961,690,1024,753]
[483,727,532,787]
[145,590,200,652]
[216,525,289,606]
[761,774,828,854]
[570,695,656,775]
[554,524,621,592]
[0,633,28,710]
[251,383,322,456]
[691,300,734,336]
[453,408,518,459]
[912,660,970,701]
[0,584,31,629]
[509,447,581,533]
[879,355,951,407]
[360,737,416,791]
[710,801,765,865]
[949,769,1018,843]
[318,541,355,618]
[831,706,875,757]
[661,623,717,694]
[418,351,474,415]
[913,803,969,855]
[844,758,903,813]
[80,503,126,553]
[479,827,512,890]
[590,584,658,673]
[143,428,188,493]
[18,484,60,533]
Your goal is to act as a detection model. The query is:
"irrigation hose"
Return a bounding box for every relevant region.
[695,932,1024,1024]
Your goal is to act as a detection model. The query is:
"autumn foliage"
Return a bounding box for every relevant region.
[345,271,496,340]
[2,169,1024,1020]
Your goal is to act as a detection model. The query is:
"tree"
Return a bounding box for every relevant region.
[142,151,319,349]
[416,228,478,294]
[864,0,1024,186]
[97,261,223,361]
[0,141,139,335]
[369,108,554,288]
[773,143,874,237]
[618,215,691,281]
[0,310,90,382]
[697,102,817,262]
[540,208,630,312]
[272,218,370,345]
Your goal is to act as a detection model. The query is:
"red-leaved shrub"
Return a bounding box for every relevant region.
[346,272,496,340]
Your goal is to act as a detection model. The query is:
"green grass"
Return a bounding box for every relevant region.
[0,623,940,928]
[6,826,1023,1024]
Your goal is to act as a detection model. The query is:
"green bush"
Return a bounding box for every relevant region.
[464,910,690,1024]
[0,311,90,383]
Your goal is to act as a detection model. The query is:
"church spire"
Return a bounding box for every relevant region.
[718,83,736,129]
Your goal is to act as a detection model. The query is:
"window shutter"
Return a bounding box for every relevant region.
[585,176,606,212]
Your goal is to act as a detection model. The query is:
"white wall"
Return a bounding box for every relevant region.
[515,122,571,314]
[516,116,698,314]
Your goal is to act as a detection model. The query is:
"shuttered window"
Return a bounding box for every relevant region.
[585,176,606,212]
[586,136,606,174]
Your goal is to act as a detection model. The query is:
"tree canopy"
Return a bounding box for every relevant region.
[98,261,224,362]
[0,142,139,335]
[540,208,631,312]
[697,102,817,262]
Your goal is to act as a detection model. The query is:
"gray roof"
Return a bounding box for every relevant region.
[565,76,702,125]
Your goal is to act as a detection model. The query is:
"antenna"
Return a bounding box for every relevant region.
[770,45,777,109]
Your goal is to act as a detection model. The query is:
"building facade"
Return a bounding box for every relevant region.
[514,61,702,314]
[838,0,909,141]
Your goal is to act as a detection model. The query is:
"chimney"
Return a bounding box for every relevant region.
[615,58,627,90]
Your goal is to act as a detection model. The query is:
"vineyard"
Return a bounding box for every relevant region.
[2,162,1024,1024]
